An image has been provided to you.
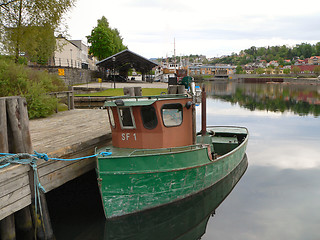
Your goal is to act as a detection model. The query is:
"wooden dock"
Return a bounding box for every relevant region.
[0,108,111,222]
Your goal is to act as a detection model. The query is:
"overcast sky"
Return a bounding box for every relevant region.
[66,0,320,59]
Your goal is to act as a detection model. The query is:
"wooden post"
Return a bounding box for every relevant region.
[168,86,177,94]
[5,97,54,240]
[0,99,8,153]
[0,98,16,240]
[68,86,75,110]
[14,208,33,239]
[52,93,58,113]
[177,85,185,94]
[0,216,16,240]
[134,87,142,96]
[123,87,134,96]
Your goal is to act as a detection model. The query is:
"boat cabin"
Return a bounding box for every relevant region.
[104,95,194,149]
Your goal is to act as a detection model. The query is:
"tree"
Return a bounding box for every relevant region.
[0,0,75,63]
[314,66,320,75]
[255,68,265,74]
[283,68,291,74]
[291,66,301,75]
[235,65,243,74]
[87,16,127,61]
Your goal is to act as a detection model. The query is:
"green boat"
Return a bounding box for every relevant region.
[96,88,249,219]
[102,154,248,240]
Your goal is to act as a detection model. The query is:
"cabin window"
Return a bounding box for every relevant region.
[141,105,158,130]
[161,103,183,127]
[107,107,115,128]
[117,107,136,129]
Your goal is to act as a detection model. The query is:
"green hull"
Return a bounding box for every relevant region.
[102,155,248,240]
[97,126,248,219]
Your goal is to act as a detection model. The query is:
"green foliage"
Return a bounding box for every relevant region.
[291,66,301,75]
[217,87,320,117]
[255,68,265,74]
[314,66,320,75]
[87,16,127,60]
[209,42,320,65]
[0,0,75,63]
[0,58,66,118]
[236,65,244,74]
[283,68,291,74]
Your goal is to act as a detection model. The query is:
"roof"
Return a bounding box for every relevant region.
[104,94,190,107]
[96,49,158,73]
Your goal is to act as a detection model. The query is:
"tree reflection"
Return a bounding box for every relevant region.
[206,82,320,117]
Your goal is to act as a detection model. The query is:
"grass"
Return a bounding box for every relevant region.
[75,88,167,97]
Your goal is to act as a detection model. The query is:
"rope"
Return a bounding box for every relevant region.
[0,150,112,236]
[0,151,112,169]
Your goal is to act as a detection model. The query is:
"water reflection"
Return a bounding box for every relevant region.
[204,82,320,116]
[103,155,248,240]
[201,81,320,240]
[47,155,248,240]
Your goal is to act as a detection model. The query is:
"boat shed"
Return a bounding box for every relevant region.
[96,49,158,81]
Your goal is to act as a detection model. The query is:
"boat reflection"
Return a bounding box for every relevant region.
[102,154,248,240]
[205,82,320,116]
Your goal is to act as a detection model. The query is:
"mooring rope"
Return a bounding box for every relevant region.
[0,150,112,235]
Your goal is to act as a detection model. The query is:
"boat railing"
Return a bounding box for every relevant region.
[105,94,189,102]
[128,144,205,156]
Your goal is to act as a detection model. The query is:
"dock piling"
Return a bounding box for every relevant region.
[0,96,54,240]
[0,98,16,240]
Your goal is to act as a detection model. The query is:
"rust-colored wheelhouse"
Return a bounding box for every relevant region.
[106,97,193,149]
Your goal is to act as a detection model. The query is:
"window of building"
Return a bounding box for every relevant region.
[141,105,158,130]
[117,107,136,129]
[161,103,183,127]
[107,107,115,128]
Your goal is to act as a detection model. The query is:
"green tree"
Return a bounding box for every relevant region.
[235,65,243,74]
[0,0,75,63]
[255,68,265,74]
[283,68,291,74]
[87,16,127,61]
[313,66,320,75]
[314,42,320,56]
[291,66,301,75]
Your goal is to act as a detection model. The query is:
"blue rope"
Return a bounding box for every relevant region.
[0,151,112,169]
[0,150,112,230]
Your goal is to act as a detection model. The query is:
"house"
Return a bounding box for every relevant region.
[308,56,320,65]
[188,65,236,76]
[267,60,279,67]
[294,58,309,65]
[50,36,97,70]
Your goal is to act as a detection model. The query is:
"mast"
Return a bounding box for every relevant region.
[174,38,176,74]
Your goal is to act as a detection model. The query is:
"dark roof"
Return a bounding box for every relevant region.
[96,49,158,73]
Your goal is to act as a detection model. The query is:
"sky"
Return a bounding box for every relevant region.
[66,0,320,59]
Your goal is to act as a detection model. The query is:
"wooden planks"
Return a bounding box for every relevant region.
[0,108,111,221]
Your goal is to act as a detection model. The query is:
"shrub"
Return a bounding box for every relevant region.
[0,58,66,119]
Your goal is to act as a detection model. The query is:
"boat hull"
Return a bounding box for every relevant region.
[103,154,248,240]
[97,126,248,219]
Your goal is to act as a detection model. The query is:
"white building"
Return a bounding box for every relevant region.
[51,37,97,70]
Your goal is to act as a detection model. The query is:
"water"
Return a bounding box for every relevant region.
[47,81,320,240]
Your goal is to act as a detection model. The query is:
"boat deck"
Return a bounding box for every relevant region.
[206,126,248,135]
[98,144,205,158]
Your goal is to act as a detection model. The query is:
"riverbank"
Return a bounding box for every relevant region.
[77,81,168,89]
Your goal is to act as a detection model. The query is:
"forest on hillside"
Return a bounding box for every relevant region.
[209,42,320,66]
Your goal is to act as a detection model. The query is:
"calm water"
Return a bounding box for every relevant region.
[47,82,320,240]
